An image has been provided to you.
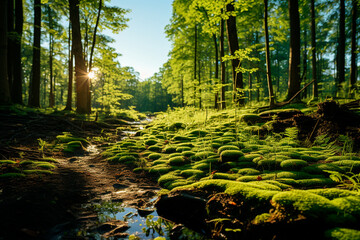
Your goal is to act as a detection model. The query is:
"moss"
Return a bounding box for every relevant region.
[192,162,210,171]
[272,190,337,217]
[169,156,189,166]
[331,196,360,217]
[180,169,205,178]
[303,163,344,175]
[240,114,263,125]
[280,159,308,170]
[0,172,26,178]
[152,160,168,165]
[332,160,360,172]
[169,152,182,158]
[56,133,89,145]
[188,129,209,137]
[176,146,192,152]
[158,172,183,188]
[194,151,217,161]
[23,169,53,175]
[237,175,261,182]
[63,141,84,152]
[149,165,172,175]
[217,145,239,154]
[108,155,137,164]
[295,178,336,188]
[36,162,56,169]
[252,213,271,224]
[220,150,244,162]
[325,228,360,240]
[182,151,195,157]
[276,171,315,180]
[144,139,158,146]
[212,172,239,180]
[257,159,278,170]
[172,135,192,142]
[238,168,261,176]
[308,188,360,200]
[0,160,17,164]
[148,145,162,152]
[148,153,162,160]
[239,154,262,162]
[163,146,177,154]
[167,122,186,131]
[121,142,136,147]
[326,156,360,161]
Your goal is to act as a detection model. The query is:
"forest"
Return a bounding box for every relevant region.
[0,0,360,239]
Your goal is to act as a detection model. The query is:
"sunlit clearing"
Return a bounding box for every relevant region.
[88,71,96,79]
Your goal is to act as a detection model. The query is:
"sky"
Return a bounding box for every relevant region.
[107,0,173,80]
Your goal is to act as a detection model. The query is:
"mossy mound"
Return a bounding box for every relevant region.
[169,156,189,166]
[217,145,239,154]
[280,159,308,170]
[63,141,85,153]
[325,228,360,240]
[148,153,162,160]
[220,150,244,162]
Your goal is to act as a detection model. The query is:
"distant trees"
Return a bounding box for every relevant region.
[0,0,11,104]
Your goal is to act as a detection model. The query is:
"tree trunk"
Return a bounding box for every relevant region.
[220,17,226,110]
[7,0,14,95]
[181,75,184,107]
[48,5,55,108]
[65,22,73,111]
[194,24,197,108]
[264,0,274,107]
[349,0,358,98]
[310,0,318,99]
[287,0,301,101]
[69,0,90,114]
[198,57,202,109]
[28,0,41,108]
[213,34,219,109]
[336,0,346,95]
[225,2,244,105]
[0,0,11,105]
[89,0,102,72]
[12,0,23,104]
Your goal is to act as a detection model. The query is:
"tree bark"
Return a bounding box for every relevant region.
[349,0,358,98]
[28,0,41,108]
[65,22,73,111]
[310,0,318,99]
[89,0,102,72]
[264,0,274,107]
[12,0,23,104]
[213,34,219,109]
[48,5,55,108]
[220,17,226,110]
[287,0,301,101]
[69,0,90,114]
[225,2,244,105]
[336,0,346,94]
[0,0,11,105]
[194,24,197,108]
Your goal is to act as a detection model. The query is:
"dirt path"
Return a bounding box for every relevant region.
[0,112,159,239]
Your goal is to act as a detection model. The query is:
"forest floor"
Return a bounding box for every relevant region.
[0,108,159,239]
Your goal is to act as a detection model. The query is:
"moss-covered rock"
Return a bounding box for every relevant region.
[220,150,244,162]
[176,146,192,152]
[332,160,360,173]
[325,228,360,240]
[193,151,217,161]
[148,145,162,152]
[163,146,177,154]
[169,156,189,166]
[238,168,261,176]
[148,153,162,160]
[145,139,158,146]
[180,169,205,179]
[217,145,240,154]
[280,159,308,170]
[188,129,209,137]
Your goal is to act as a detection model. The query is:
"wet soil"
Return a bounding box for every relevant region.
[0,110,158,239]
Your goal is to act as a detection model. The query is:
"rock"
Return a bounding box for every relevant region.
[113,183,128,189]
[137,208,155,217]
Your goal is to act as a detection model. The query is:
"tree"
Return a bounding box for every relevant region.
[220,17,226,110]
[0,0,11,105]
[47,5,55,108]
[287,0,301,100]
[225,1,243,105]
[264,0,274,106]
[69,0,90,114]
[349,0,358,98]
[310,0,318,99]
[28,0,41,108]
[12,0,24,104]
[336,0,346,95]
[65,21,73,111]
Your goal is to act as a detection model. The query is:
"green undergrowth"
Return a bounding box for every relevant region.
[103,107,360,237]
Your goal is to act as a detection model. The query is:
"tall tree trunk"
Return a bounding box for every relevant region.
[7,0,14,95]
[225,2,244,105]
[198,57,202,109]
[311,0,318,99]
[194,24,197,107]
[48,5,55,108]
[12,0,23,104]
[65,22,73,111]
[336,0,346,95]
[264,0,274,107]
[0,0,11,104]
[349,0,358,98]
[301,28,308,99]
[213,34,219,109]
[28,0,41,107]
[69,0,90,114]
[220,18,226,110]
[180,75,184,107]
[287,0,301,101]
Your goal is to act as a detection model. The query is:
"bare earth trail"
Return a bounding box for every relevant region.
[0,112,159,239]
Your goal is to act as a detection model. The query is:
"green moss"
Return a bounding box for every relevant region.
[239,154,262,162]
[303,163,344,175]
[63,141,84,152]
[194,151,217,161]
[182,151,195,157]
[0,173,26,178]
[212,172,239,180]
[176,146,192,152]
[237,175,261,182]
[325,228,360,240]
[272,190,337,217]
[23,169,53,175]
[148,145,162,152]
[332,160,360,172]
[158,172,183,188]
[192,162,210,170]
[217,145,240,154]
[169,156,189,166]
[280,159,308,170]
[257,159,277,170]
[238,168,261,176]
[163,146,177,154]
[188,129,209,137]
[56,132,89,145]
[144,139,158,146]
[180,169,205,178]
[36,162,56,169]
[276,171,315,180]
[148,153,162,160]
[149,165,172,174]
[108,155,137,164]
[308,188,360,200]
[295,178,336,188]
[326,156,360,161]
[240,114,263,125]
[167,122,186,131]
[252,213,271,224]
[220,150,244,162]
[331,196,360,217]
[0,160,17,164]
